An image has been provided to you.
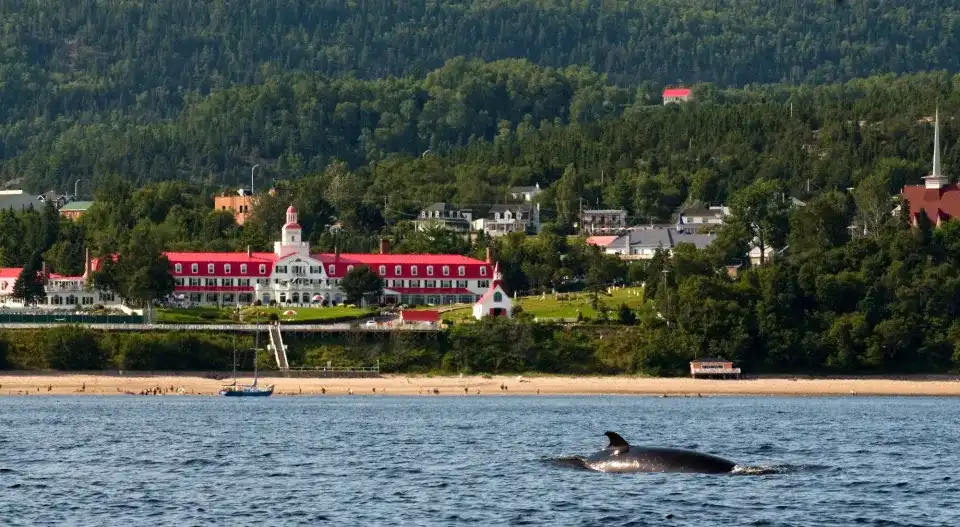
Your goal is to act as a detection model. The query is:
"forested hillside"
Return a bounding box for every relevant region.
[4,0,960,189]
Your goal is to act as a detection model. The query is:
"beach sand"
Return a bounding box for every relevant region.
[1,373,959,396]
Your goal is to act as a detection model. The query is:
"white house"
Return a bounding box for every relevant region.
[472,267,513,319]
[509,183,541,202]
[473,203,541,237]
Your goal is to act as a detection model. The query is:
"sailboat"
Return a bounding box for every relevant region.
[220,326,275,397]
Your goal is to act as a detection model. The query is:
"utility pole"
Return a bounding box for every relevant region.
[578,197,586,234]
[250,164,261,194]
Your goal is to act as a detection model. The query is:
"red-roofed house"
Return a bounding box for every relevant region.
[900,109,960,227]
[399,310,441,325]
[663,88,692,104]
[0,249,120,309]
[472,265,513,319]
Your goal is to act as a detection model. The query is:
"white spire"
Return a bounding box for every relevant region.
[925,107,949,189]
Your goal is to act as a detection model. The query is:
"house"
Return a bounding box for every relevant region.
[679,206,729,225]
[663,88,693,104]
[473,203,541,237]
[899,109,960,227]
[604,227,717,260]
[0,190,37,212]
[509,183,541,202]
[59,201,94,221]
[689,357,741,379]
[413,203,473,233]
[0,249,119,309]
[585,236,619,250]
[399,310,441,326]
[472,266,513,319]
[1,206,501,310]
[580,209,627,234]
[37,191,71,209]
[747,245,783,266]
[214,189,254,225]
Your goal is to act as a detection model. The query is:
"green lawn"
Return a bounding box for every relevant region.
[440,287,645,324]
[157,305,375,325]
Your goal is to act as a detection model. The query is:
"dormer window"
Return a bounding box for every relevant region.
[395,265,402,275]
[347,265,354,273]
[175,264,182,274]
[259,264,267,275]
[442,266,450,276]
[328,264,336,275]
[207,263,215,274]
[411,266,418,276]
[191,264,198,274]
[240,264,247,274]
[224,264,231,274]
[457,266,465,276]
[379,265,386,275]
[427,266,434,276]
[480,266,488,277]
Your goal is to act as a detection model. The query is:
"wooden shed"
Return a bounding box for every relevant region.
[690,357,741,379]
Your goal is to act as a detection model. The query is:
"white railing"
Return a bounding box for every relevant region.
[269,324,289,370]
[691,367,741,375]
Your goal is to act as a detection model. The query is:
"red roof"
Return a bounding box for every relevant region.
[901,184,960,223]
[283,223,301,229]
[0,268,20,279]
[586,236,618,247]
[663,88,691,98]
[400,310,440,323]
[318,254,491,279]
[286,205,297,213]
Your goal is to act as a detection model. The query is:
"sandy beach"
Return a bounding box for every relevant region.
[1,373,960,396]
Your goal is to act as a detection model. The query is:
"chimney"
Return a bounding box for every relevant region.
[379,238,390,255]
[485,247,492,264]
[83,247,91,278]
[247,245,252,257]
[41,262,49,283]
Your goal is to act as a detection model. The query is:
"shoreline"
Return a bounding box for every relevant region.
[1,373,960,397]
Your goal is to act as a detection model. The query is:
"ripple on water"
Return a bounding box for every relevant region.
[1,396,959,526]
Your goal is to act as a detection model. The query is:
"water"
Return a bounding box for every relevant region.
[1,396,957,526]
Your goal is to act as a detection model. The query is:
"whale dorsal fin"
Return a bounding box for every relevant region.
[604,431,630,454]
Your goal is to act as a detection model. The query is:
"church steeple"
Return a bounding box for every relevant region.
[925,108,949,190]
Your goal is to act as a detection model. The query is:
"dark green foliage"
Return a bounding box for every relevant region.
[618,304,637,326]
[339,266,384,306]
[39,327,106,370]
[11,253,46,306]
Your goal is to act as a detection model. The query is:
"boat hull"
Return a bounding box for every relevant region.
[219,386,274,397]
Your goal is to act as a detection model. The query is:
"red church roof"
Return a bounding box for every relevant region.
[663,88,691,98]
[901,183,960,223]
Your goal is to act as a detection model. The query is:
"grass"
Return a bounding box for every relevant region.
[440,287,645,324]
[157,305,375,325]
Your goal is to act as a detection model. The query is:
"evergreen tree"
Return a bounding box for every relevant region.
[11,252,46,306]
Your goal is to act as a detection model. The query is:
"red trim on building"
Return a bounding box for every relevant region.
[663,88,691,98]
[400,310,441,323]
[383,287,476,295]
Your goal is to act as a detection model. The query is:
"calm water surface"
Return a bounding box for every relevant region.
[1,396,957,526]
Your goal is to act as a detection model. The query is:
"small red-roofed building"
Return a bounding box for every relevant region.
[900,109,960,227]
[399,310,441,326]
[472,265,513,319]
[663,87,692,104]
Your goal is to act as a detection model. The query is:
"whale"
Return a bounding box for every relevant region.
[573,432,737,474]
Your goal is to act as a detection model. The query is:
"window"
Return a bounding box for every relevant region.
[175,278,185,286]
[205,278,217,287]
[379,265,386,275]
[427,265,434,276]
[442,266,450,276]
[478,280,490,288]
[493,292,503,302]
[224,264,231,274]
[411,266,418,276]
[328,264,336,275]
[191,263,198,274]
[392,280,404,288]
[345,265,353,273]
[395,265,402,275]
[175,264,182,274]
[456,280,467,288]
[238,279,250,287]
[240,264,248,274]
[310,266,320,274]
[409,280,421,288]
[480,266,488,277]
[458,266,465,276]
[207,263,215,274]
[440,280,452,288]
[259,264,267,275]
[189,278,201,287]
[425,280,436,288]
[276,266,287,274]
[222,278,234,287]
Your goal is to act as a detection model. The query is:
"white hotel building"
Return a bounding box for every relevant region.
[1,206,500,309]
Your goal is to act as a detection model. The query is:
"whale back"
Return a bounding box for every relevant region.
[587,433,736,473]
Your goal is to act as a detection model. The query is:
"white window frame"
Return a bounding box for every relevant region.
[191,263,198,274]
[224,264,231,274]
[208,263,215,274]
[259,264,267,275]
[426,265,434,276]
[480,266,488,277]
[175,264,182,274]
[411,266,418,276]
[328,264,336,275]
[347,265,354,273]
[442,266,450,276]
[379,265,386,275]
[458,266,465,276]
[395,265,402,275]
[240,264,247,274]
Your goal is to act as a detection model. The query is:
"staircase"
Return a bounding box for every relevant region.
[268,323,289,372]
